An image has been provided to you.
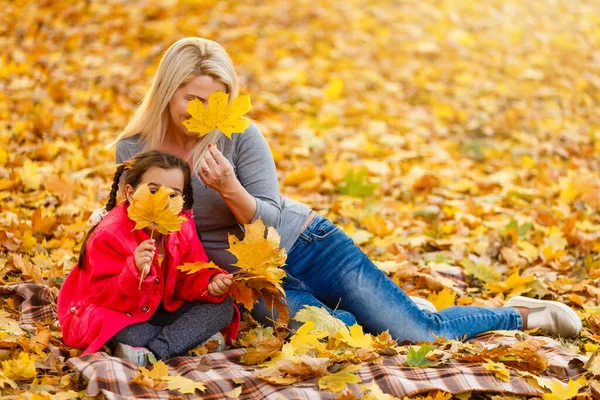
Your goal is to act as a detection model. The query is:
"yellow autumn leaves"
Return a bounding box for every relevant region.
[178,218,289,331]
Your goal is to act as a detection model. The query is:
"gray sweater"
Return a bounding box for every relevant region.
[115,124,312,270]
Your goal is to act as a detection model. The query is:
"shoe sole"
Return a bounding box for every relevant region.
[504,296,582,337]
[112,343,150,366]
[112,343,129,359]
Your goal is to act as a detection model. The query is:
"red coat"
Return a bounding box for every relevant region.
[58,202,240,354]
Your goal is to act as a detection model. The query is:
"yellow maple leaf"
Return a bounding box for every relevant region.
[427,288,456,310]
[127,184,187,235]
[482,360,511,382]
[290,320,328,354]
[542,379,583,400]
[228,218,287,282]
[163,375,206,394]
[317,364,362,393]
[226,386,243,398]
[361,381,401,400]
[334,324,373,349]
[139,360,169,380]
[183,91,252,139]
[262,342,299,368]
[293,306,346,336]
[177,260,221,275]
[488,271,535,297]
[20,160,42,191]
[1,351,37,381]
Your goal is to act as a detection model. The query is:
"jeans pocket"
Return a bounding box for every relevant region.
[309,219,339,240]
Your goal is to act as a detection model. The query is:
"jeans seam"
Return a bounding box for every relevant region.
[434,311,519,333]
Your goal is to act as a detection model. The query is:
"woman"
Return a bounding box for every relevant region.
[111,37,581,342]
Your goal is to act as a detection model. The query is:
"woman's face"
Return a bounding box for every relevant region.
[168,75,227,137]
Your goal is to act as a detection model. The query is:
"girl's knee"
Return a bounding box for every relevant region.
[215,296,234,321]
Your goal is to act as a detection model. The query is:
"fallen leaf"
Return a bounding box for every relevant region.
[226,385,243,398]
[164,375,207,394]
[482,360,511,382]
[1,351,37,381]
[405,344,437,367]
[427,288,456,310]
[541,379,583,400]
[294,306,346,336]
[318,365,362,393]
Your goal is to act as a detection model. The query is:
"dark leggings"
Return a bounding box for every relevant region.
[108,298,234,360]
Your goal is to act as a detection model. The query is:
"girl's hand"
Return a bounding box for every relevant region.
[134,239,155,276]
[208,273,233,296]
[199,145,238,194]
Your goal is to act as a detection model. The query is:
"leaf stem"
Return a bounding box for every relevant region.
[138,225,155,290]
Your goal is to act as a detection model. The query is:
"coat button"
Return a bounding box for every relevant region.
[142,306,150,313]
[154,277,159,284]
[126,312,132,317]
[70,307,76,314]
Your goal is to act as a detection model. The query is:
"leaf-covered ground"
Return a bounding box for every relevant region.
[1,0,600,398]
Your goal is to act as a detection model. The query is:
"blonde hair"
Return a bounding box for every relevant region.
[109,37,239,174]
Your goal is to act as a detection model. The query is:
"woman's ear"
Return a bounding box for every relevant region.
[124,184,135,203]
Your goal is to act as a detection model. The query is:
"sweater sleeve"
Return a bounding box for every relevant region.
[174,220,228,303]
[233,124,283,229]
[87,231,157,312]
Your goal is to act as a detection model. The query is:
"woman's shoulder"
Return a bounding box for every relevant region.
[230,123,269,152]
[115,134,145,162]
[117,133,144,145]
[237,123,262,139]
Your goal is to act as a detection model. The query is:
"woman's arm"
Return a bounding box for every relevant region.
[200,124,282,227]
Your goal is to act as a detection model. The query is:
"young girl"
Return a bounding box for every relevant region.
[58,150,240,366]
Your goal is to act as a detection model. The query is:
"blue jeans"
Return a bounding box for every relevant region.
[252,215,523,342]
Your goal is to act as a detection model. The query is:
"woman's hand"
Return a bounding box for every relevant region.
[207,273,233,296]
[199,145,238,194]
[134,239,155,277]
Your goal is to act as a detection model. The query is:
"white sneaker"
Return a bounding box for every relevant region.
[201,332,227,352]
[113,343,154,366]
[504,296,582,338]
[410,296,437,313]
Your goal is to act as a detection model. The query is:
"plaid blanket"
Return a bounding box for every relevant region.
[1,283,588,399]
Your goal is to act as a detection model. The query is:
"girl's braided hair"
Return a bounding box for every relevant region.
[78,150,194,269]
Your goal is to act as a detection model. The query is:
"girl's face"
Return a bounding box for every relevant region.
[168,75,227,137]
[125,167,185,204]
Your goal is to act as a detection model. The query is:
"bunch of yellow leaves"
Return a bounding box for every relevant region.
[127,184,187,288]
[183,91,252,140]
[228,218,289,336]
[178,218,289,336]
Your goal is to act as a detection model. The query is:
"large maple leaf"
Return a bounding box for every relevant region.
[182,91,252,139]
[127,184,187,235]
[228,218,287,284]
